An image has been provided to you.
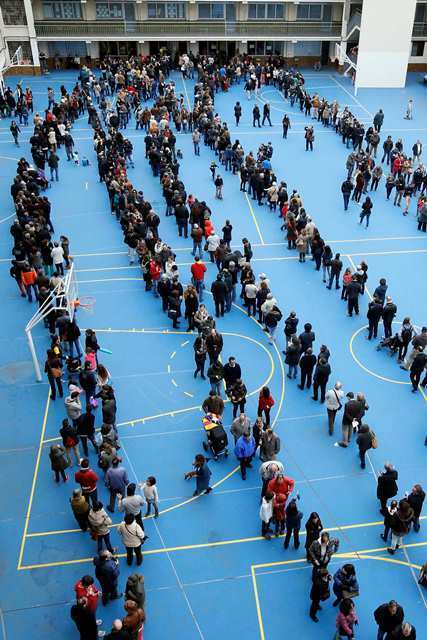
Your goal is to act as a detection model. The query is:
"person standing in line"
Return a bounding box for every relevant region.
[230,412,251,445]
[312,358,331,403]
[117,513,145,566]
[409,346,427,392]
[191,224,204,259]
[77,405,99,457]
[390,622,416,640]
[60,418,81,467]
[381,499,398,543]
[70,597,98,640]
[253,105,261,128]
[356,424,374,469]
[49,444,69,483]
[230,379,247,419]
[305,512,323,561]
[347,275,362,317]
[382,297,397,339]
[257,386,275,426]
[259,428,280,462]
[377,462,399,514]
[283,499,303,550]
[260,491,275,539]
[210,274,227,318]
[407,484,425,532]
[308,531,340,572]
[48,150,60,181]
[374,600,404,640]
[387,499,414,555]
[327,253,343,290]
[51,242,65,275]
[105,457,129,513]
[75,458,99,506]
[325,382,344,436]
[192,129,200,155]
[298,348,316,391]
[193,333,207,380]
[367,297,384,340]
[285,336,301,380]
[70,487,90,531]
[125,573,145,610]
[44,349,63,400]
[234,432,256,480]
[341,177,353,211]
[190,255,207,300]
[118,483,145,529]
[93,550,122,606]
[309,567,331,622]
[207,359,224,397]
[88,501,115,554]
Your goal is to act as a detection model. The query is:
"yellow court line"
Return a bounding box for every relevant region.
[251,565,265,640]
[17,391,51,570]
[244,192,265,246]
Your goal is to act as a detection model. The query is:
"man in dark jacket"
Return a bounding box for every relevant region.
[206,329,223,363]
[253,105,261,128]
[298,348,317,390]
[174,201,189,238]
[70,598,98,639]
[77,405,98,456]
[377,463,399,514]
[367,297,384,340]
[407,484,425,532]
[409,346,427,392]
[210,274,227,318]
[347,276,362,317]
[374,600,404,640]
[223,357,242,394]
[299,323,315,354]
[312,358,331,403]
[341,178,353,210]
[94,550,121,605]
[382,297,397,338]
[356,424,373,469]
[327,253,343,289]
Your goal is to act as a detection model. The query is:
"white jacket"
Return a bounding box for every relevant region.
[207,234,220,251]
[259,498,273,523]
[118,521,145,548]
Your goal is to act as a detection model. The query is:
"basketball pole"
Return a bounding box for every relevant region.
[26,328,42,382]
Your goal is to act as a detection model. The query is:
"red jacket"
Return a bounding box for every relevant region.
[267,476,295,499]
[149,260,161,280]
[191,262,207,281]
[75,468,98,493]
[75,580,100,612]
[258,392,275,411]
[272,492,286,521]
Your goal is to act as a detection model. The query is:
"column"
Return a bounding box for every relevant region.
[23,0,40,68]
[355,0,417,89]
[338,0,351,67]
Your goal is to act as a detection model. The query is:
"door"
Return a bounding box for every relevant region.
[321,41,330,65]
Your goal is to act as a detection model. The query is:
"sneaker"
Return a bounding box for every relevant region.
[387,548,395,555]
[96,620,103,626]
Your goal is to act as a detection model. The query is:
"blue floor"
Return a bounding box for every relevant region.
[0,68,427,639]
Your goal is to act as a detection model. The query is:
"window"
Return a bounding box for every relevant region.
[415,3,426,23]
[248,4,283,20]
[411,41,425,57]
[7,40,32,63]
[47,41,88,57]
[198,3,229,19]
[147,2,186,19]
[296,3,322,20]
[247,40,283,56]
[96,1,135,19]
[0,0,27,25]
[43,2,82,19]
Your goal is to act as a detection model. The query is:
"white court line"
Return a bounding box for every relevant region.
[0,213,15,224]
[328,74,374,119]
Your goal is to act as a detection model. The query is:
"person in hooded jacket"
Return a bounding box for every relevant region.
[60,417,81,466]
[310,567,331,622]
[49,444,69,483]
[123,600,145,640]
[70,597,98,640]
[125,574,145,610]
[305,513,323,561]
[284,499,303,549]
[387,499,414,554]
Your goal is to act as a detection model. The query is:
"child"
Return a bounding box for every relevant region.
[84,347,97,371]
[73,150,80,165]
[341,267,352,301]
[140,476,159,517]
[273,492,286,537]
[260,491,274,539]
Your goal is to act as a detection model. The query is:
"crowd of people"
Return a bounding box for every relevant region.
[3,50,426,639]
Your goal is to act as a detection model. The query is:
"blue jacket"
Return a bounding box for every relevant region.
[93,555,120,585]
[105,466,129,493]
[234,435,256,459]
[333,567,359,595]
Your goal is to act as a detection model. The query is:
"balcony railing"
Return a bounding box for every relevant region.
[34,19,342,38]
[412,22,427,37]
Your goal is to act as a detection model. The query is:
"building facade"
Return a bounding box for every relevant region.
[0,0,426,74]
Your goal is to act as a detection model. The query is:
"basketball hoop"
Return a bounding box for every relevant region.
[73,296,96,314]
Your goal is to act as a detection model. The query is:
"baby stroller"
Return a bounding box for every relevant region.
[376,333,399,355]
[202,413,228,461]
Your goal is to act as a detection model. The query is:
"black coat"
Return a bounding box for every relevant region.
[374,603,404,633]
[376,469,398,500]
[211,279,227,301]
[407,490,425,518]
[70,603,98,640]
[356,425,373,452]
